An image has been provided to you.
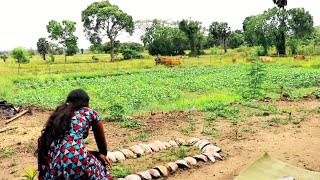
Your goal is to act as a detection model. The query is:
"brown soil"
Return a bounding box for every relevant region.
[0,99,319,180]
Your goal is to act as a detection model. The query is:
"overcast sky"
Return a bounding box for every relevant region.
[0,0,319,51]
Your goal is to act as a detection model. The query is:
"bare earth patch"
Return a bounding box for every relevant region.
[0,99,319,179]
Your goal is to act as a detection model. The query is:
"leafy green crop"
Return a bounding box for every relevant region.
[10,64,320,116]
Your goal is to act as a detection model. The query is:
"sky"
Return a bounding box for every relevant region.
[0,0,319,51]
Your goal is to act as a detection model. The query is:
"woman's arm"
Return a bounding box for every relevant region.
[92,120,108,154]
[92,120,112,167]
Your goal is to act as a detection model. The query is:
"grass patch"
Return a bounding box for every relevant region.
[266,117,289,126]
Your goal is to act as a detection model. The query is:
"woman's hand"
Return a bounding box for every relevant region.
[89,151,112,168]
[98,153,112,168]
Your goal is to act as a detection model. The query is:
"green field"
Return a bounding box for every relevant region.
[1,52,319,118]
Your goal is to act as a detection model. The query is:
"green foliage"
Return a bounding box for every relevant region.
[143,20,187,56]
[22,167,37,180]
[47,20,79,59]
[11,48,30,64]
[0,147,15,158]
[288,8,314,39]
[205,113,218,121]
[121,49,142,60]
[179,19,205,56]
[82,0,134,61]
[48,43,64,55]
[203,101,239,119]
[208,21,231,53]
[120,119,143,128]
[266,117,288,126]
[287,38,301,55]
[92,55,99,61]
[0,53,8,62]
[108,104,125,121]
[65,37,79,56]
[245,60,267,99]
[177,146,189,158]
[89,41,121,54]
[243,7,314,55]
[11,48,30,74]
[37,38,49,60]
[110,165,135,178]
[28,49,36,58]
[9,65,320,115]
[120,42,144,53]
[227,31,245,49]
[49,55,55,63]
[243,8,279,55]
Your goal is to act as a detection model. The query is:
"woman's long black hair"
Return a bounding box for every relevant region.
[35,89,90,164]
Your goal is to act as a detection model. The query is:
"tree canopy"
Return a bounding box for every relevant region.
[82,0,134,61]
[179,19,204,56]
[208,22,231,53]
[47,20,79,61]
[11,48,30,74]
[37,38,49,60]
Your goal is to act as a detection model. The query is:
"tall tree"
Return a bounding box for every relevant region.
[11,48,30,75]
[227,31,245,49]
[0,54,8,62]
[47,20,78,63]
[272,0,287,55]
[208,22,231,53]
[179,19,204,56]
[37,38,49,60]
[82,0,134,62]
[243,16,255,47]
[243,9,278,55]
[288,8,314,39]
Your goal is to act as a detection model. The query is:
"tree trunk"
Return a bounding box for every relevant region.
[110,39,115,62]
[42,53,46,60]
[278,9,286,55]
[278,31,286,55]
[18,63,20,75]
[223,38,227,53]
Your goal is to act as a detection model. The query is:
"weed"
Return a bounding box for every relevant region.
[120,119,143,128]
[244,60,267,99]
[0,147,15,158]
[242,127,251,133]
[201,128,213,136]
[203,101,239,119]
[266,117,288,126]
[136,132,147,141]
[181,127,193,136]
[22,167,37,180]
[108,104,126,121]
[110,165,135,178]
[205,113,218,121]
[127,132,148,142]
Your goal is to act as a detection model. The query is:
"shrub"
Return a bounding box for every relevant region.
[92,55,99,61]
[121,49,143,60]
[108,104,125,121]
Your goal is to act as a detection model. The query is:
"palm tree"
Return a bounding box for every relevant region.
[272,0,288,55]
[273,0,287,9]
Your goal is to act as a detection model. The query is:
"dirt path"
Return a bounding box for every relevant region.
[0,100,319,179]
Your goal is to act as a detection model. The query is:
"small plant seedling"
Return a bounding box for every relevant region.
[22,167,37,180]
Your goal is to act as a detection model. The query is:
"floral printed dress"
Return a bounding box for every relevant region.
[39,107,113,180]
